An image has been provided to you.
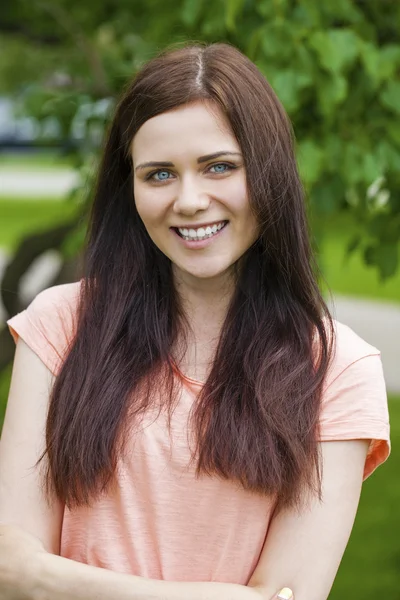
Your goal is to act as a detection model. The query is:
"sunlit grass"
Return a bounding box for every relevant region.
[0,197,78,252]
[0,151,74,170]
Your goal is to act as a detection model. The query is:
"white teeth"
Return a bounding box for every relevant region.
[177,221,227,241]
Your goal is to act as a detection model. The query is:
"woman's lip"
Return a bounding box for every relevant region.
[171,221,229,248]
[170,219,228,230]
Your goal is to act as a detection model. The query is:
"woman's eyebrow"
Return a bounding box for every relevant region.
[134,151,242,172]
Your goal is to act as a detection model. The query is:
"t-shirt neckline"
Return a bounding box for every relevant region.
[170,359,204,388]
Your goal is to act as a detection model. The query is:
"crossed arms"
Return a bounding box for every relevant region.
[0,340,369,600]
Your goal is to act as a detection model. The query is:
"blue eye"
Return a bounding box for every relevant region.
[152,170,171,181]
[210,163,230,174]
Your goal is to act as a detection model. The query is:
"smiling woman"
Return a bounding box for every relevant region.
[0,42,390,600]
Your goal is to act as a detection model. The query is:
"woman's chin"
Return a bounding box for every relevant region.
[173,260,235,282]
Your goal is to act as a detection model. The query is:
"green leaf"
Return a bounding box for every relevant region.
[345,234,362,257]
[377,142,400,172]
[363,243,399,280]
[380,81,400,115]
[324,135,343,172]
[378,45,400,81]
[224,0,245,32]
[268,69,312,114]
[362,153,384,186]
[322,0,364,23]
[309,29,360,74]
[260,26,285,58]
[246,27,264,61]
[387,121,400,146]
[297,139,324,187]
[292,1,321,28]
[181,0,203,27]
[310,176,345,216]
[359,41,381,86]
[317,74,348,115]
[343,144,365,185]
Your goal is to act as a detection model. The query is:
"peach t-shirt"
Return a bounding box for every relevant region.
[7,282,390,584]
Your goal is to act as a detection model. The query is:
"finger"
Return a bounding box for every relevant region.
[276,587,294,599]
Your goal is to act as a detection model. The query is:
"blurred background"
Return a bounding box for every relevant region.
[0,0,399,597]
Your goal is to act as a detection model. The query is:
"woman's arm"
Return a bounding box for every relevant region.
[0,524,266,600]
[248,438,370,600]
[0,340,64,554]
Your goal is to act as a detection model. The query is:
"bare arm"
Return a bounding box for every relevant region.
[0,525,293,600]
[0,525,264,600]
[0,341,64,555]
[248,439,370,600]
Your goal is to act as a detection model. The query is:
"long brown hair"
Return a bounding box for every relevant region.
[43,42,335,512]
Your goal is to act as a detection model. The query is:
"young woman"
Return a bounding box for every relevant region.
[0,42,390,600]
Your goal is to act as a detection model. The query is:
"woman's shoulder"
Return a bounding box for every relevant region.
[7,281,82,376]
[329,317,381,374]
[318,316,384,403]
[16,280,82,340]
[28,280,82,312]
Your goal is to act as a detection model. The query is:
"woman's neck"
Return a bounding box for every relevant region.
[172,267,235,382]
[174,266,234,329]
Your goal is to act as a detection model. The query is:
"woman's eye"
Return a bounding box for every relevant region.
[146,170,172,183]
[209,163,234,174]
[145,162,236,184]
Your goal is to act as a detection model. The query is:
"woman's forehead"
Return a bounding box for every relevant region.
[131,101,238,162]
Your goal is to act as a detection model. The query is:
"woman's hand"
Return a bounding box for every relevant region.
[0,524,47,599]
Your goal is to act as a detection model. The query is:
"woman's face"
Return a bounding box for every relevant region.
[132,100,259,282]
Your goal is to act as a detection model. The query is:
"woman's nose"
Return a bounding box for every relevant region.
[173,179,211,215]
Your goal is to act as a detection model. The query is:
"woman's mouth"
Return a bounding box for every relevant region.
[173,220,228,242]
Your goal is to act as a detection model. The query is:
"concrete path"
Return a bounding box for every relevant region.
[0,169,78,198]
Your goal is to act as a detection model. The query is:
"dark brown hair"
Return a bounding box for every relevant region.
[43,42,335,512]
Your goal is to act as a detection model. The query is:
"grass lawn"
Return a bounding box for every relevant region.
[0,151,74,171]
[0,198,79,252]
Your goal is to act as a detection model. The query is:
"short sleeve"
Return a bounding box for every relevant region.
[319,321,390,481]
[7,282,81,376]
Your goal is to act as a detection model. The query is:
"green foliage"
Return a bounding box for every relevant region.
[0,0,399,281]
